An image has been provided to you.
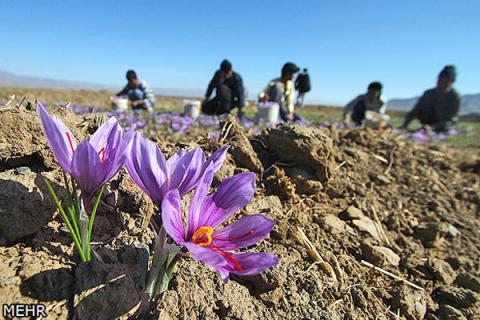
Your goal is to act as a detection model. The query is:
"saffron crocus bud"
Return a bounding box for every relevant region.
[37,103,133,200]
[162,167,279,281]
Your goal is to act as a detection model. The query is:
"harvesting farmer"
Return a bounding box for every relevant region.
[116,70,156,111]
[400,65,461,132]
[294,68,311,108]
[259,62,303,122]
[343,81,387,125]
[202,59,245,117]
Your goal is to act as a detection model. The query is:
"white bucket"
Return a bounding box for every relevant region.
[256,102,279,123]
[111,97,129,111]
[183,100,201,119]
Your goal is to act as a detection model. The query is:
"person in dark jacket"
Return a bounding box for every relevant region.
[116,70,156,111]
[294,68,311,108]
[401,65,461,132]
[202,59,245,117]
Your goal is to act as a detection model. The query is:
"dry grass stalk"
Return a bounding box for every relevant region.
[292,226,337,281]
[372,154,388,164]
[361,260,424,291]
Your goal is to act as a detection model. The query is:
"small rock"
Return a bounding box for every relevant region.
[361,243,400,267]
[339,206,364,220]
[447,224,460,237]
[318,214,355,235]
[390,285,427,320]
[14,166,32,174]
[0,170,58,243]
[434,286,477,308]
[414,222,449,248]
[351,216,381,241]
[437,305,467,320]
[74,248,145,319]
[427,258,457,284]
[455,273,480,292]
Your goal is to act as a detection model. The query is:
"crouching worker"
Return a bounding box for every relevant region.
[400,65,461,132]
[259,62,303,122]
[202,59,245,117]
[116,70,156,111]
[343,81,388,126]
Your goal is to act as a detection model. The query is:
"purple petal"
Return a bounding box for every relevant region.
[212,214,275,250]
[71,141,104,197]
[166,149,187,176]
[184,242,227,268]
[170,148,205,195]
[161,189,186,245]
[203,145,230,174]
[125,132,168,205]
[89,117,122,154]
[201,172,256,229]
[217,252,279,281]
[186,161,217,239]
[99,129,134,186]
[37,103,77,173]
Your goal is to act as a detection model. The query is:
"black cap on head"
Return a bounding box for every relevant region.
[439,65,456,82]
[220,59,232,73]
[303,68,308,72]
[368,81,383,92]
[281,62,300,78]
[126,70,137,81]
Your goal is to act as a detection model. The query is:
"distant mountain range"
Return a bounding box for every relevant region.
[0,70,204,98]
[388,92,480,116]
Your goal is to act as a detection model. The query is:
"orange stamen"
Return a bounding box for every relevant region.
[192,226,214,247]
[66,132,75,153]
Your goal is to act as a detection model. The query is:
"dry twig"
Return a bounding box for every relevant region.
[361,260,424,291]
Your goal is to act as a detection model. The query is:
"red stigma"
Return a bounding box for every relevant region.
[66,132,75,153]
[210,243,244,271]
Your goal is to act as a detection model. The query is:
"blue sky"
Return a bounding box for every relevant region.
[0,0,478,104]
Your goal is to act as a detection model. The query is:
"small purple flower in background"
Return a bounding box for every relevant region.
[208,130,221,141]
[162,169,278,281]
[411,129,430,144]
[448,127,459,136]
[126,132,229,206]
[240,116,255,129]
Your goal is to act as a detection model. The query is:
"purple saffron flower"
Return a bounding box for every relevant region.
[37,104,133,199]
[161,170,278,281]
[125,132,229,206]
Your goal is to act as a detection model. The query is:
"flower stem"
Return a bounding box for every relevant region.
[144,227,167,298]
[67,205,81,242]
[86,186,104,261]
[44,178,86,262]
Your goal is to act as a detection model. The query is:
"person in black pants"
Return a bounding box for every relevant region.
[202,59,245,117]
